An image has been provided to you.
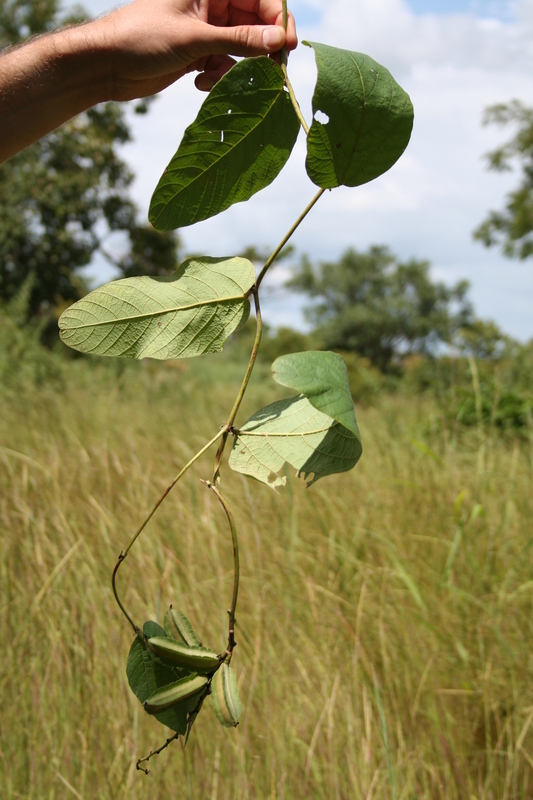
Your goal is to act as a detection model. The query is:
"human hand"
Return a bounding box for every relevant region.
[96,0,298,101]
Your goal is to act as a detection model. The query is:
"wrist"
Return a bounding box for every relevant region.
[48,21,115,108]
[0,19,116,162]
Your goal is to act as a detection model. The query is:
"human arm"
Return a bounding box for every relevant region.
[0,0,297,164]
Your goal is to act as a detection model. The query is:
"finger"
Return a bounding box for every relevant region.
[193,52,238,92]
[234,3,298,48]
[208,2,297,51]
[196,22,287,59]
[211,25,286,56]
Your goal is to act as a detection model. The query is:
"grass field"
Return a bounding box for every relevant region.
[1,352,533,799]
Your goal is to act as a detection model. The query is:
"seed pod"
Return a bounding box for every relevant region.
[147,636,220,672]
[211,662,242,727]
[164,606,202,647]
[144,673,208,713]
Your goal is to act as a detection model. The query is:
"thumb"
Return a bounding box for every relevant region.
[203,24,286,59]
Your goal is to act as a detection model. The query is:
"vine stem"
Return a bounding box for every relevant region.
[255,188,325,291]
[282,63,309,135]
[203,482,239,658]
[136,732,180,774]
[211,187,327,480]
[279,1,309,133]
[112,428,225,632]
[280,0,288,67]
[211,290,262,483]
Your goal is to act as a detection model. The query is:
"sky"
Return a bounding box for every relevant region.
[80,0,533,341]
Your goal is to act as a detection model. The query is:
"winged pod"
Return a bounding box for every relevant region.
[146,636,221,672]
[164,606,202,647]
[211,662,242,727]
[144,673,209,713]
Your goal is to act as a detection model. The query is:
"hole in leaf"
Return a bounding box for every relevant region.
[314,110,330,125]
[227,109,232,114]
[220,130,225,143]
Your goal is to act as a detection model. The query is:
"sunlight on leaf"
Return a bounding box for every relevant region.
[229,351,362,488]
[149,57,300,231]
[305,42,414,188]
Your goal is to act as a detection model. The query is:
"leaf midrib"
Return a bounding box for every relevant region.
[152,80,286,221]
[236,422,340,438]
[61,294,246,331]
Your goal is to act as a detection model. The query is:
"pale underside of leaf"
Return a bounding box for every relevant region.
[58,256,255,359]
[229,395,362,489]
[149,57,301,231]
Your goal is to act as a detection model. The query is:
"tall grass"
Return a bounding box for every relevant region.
[1,354,533,799]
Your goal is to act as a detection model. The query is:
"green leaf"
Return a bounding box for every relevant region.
[149,57,301,231]
[304,42,414,188]
[126,622,203,734]
[229,351,362,488]
[272,351,360,436]
[58,256,255,359]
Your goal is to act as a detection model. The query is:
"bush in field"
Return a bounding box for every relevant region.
[0,279,64,391]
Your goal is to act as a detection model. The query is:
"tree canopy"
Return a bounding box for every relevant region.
[287,246,473,372]
[474,101,533,261]
[0,0,180,336]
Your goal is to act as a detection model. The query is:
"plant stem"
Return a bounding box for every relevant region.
[136,732,180,774]
[112,428,225,632]
[280,0,288,66]
[279,1,308,132]
[204,482,239,658]
[212,290,263,483]
[282,63,309,135]
[255,188,326,290]
[211,189,326,479]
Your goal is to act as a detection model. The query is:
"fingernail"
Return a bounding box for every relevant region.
[262,27,285,50]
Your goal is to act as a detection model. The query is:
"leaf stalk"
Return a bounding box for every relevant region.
[212,290,263,483]
[204,482,240,658]
[282,63,309,135]
[112,428,225,632]
[255,188,326,290]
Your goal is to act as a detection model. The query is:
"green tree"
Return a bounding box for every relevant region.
[0,0,180,334]
[474,100,533,260]
[287,245,473,372]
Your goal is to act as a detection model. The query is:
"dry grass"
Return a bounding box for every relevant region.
[1,356,533,799]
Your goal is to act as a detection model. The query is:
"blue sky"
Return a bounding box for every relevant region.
[407,0,514,17]
[81,0,533,341]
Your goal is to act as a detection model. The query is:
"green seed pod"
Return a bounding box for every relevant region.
[147,636,220,672]
[164,606,202,647]
[144,673,208,713]
[211,662,242,727]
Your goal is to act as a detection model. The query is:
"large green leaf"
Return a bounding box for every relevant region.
[58,256,255,359]
[229,351,362,488]
[126,622,203,734]
[304,42,414,188]
[149,57,301,231]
